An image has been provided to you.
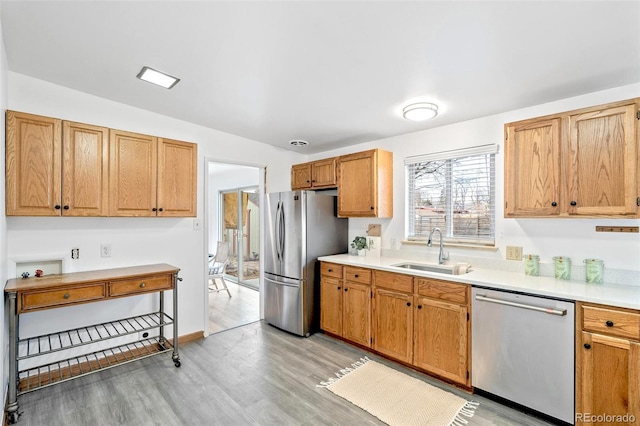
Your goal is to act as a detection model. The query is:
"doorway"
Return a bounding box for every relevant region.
[206,161,262,335]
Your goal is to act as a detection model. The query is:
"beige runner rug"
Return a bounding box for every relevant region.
[318,357,478,426]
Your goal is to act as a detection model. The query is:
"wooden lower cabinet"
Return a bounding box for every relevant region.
[413,296,469,385]
[343,281,371,347]
[320,264,371,348]
[320,275,343,336]
[576,302,640,425]
[320,263,471,387]
[373,288,413,363]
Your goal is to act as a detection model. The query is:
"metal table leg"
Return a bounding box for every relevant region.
[172,273,181,367]
[7,292,19,424]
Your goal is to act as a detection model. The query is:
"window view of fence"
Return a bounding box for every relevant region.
[407,152,495,244]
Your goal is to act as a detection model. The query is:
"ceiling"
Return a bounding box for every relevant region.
[2,1,639,154]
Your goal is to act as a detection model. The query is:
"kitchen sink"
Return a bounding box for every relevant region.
[391,262,470,275]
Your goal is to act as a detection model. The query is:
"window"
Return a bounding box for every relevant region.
[406,144,498,245]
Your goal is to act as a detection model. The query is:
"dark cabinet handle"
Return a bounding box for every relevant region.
[139,282,146,288]
[406,302,411,307]
[570,201,577,206]
[152,208,157,212]
[63,205,69,210]
[551,201,557,207]
[159,208,164,212]
[63,293,70,299]
[306,180,310,183]
[584,343,591,350]
[606,320,614,327]
[328,269,333,272]
[55,205,61,210]
[354,274,359,278]
[370,206,374,210]
[344,288,349,292]
[417,305,422,309]
[312,180,316,183]
[337,286,341,290]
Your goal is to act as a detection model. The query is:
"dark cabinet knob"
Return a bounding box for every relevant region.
[551,201,557,207]
[63,205,69,210]
[63,293,70,299]
[312,180,316,183]
[159,208,164,212]
[344,288,349,292]
[152,208,158,212]
[584,343,591,350]
[370,206,374,210]
[337,286,341,290]
[606,320,614,327]
[570,201,577,206]
[406,302,411,307]
[417,305,422,309]
[354,274,359,278]
[54,205,61,210]
[306,180,310,183]
[328,269,333,272]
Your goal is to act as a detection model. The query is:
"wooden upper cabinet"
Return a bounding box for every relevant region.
[504,118,562,217]
[291,163,312,190]
[62,121,109,216]
[291,157,337,190]
[109,130,158,217]
[504,98,640,218]
[6,111,62,216]
[337,149,393,218]
[157,138,197,217]
[567,103,637,217]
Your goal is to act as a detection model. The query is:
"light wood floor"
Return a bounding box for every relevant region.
[14,321,556,426]
[209,280,260,334]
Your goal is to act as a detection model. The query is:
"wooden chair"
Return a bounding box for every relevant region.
[208,241,231,297]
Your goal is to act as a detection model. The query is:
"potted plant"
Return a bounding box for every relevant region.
[351,236,368,256]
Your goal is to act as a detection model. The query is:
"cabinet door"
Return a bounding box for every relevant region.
[414,296,469,385]
[320,276,343,336]
[343,281,371,347]
[577,332,640,424]
[109,130,157,216]
[6,111,62,216]
[311,158,337,188]
[373,288,413,363]
[568,104,638,216]
[62,121,109,216]
[338,150,376,217]
[157,138,197,217]
[504,118,561,217]
[291,163,312,190]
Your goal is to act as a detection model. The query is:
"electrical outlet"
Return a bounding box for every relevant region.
[100,243,112,258]
[506,245,523,260]
[71,248,79,259]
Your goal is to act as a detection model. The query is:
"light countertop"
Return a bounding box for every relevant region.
[318,254,640,310]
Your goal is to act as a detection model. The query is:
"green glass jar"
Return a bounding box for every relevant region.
[524,254,540,276]
[584,259,604,284]
[553,256,571,280]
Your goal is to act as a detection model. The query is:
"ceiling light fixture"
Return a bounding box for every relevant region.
[136,66,180,89]
[402,102,438,121]
[289,140,309,146]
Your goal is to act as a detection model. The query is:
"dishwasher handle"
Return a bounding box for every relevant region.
[475,294,567,316]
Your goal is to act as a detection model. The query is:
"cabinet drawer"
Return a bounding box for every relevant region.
[374,270,413,293]
[416,278,467,304]
[20,283,106,312]
[582,305,640,340]
[109,274,173,297]
[345,267,372,285]
[321,263,343,279]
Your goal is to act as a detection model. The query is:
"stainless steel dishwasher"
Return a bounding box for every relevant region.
[471,287,575,424]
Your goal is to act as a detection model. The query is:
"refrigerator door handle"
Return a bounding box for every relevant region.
[279,200,285,260]
[275,201,282,261]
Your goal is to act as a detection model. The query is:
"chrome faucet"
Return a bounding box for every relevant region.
[427,227,449,265]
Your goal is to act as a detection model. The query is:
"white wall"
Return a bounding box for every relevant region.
[309,83,640,273]
[5,73,305,343]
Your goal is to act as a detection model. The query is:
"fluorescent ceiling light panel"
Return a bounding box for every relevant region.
[136,66,180,89]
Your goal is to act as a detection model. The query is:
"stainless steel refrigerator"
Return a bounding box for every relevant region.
[264,191,348,336]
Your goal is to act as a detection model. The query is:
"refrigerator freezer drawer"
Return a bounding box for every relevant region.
[264,276,306,337]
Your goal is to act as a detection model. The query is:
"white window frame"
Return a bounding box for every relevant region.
[405,144,498,246]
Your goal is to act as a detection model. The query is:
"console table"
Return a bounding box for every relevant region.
[4,263,182,424]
